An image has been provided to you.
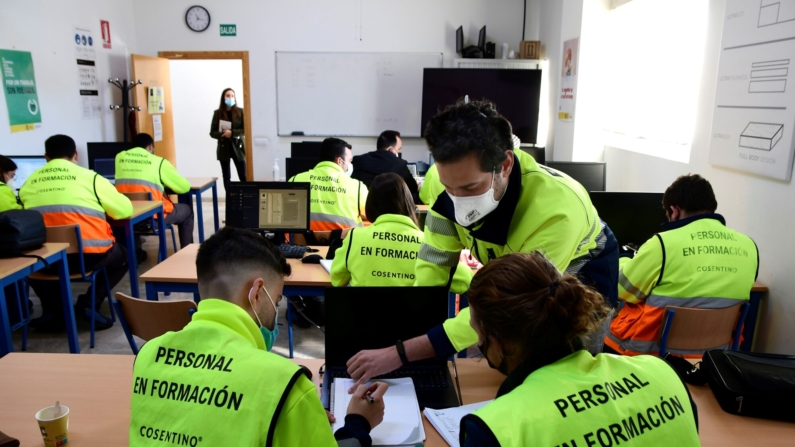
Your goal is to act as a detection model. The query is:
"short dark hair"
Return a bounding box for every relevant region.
[0,155,17,177]
[365,173,417,225]
[196,227,292,293]
[318,137,352,163]
[45,135,77,160]
[423,98,512,172]
[132,133,154,149]
[377,130,401,151]
[663,174,717,214]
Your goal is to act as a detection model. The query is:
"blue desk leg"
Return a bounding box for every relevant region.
[125,222,139,298]
[194,190,205,242]
[211,183,219,232]
[145,282,158,301]
[57,251,80,354]
[156,209,167,262]
[0,284,12,357]
[741,291,762,352]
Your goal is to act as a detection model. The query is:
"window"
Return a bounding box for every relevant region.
[595,0,709,163]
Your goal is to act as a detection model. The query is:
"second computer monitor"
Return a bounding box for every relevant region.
[7,155,47,191]
[545,162,606,192]
[589,192,667,249]
[225,182,311,233]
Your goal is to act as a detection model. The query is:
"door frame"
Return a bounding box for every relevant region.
[158,51,253,181]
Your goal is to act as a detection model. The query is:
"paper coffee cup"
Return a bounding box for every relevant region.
[35,405,70,447]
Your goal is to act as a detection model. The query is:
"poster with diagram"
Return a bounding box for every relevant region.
[709,0,795,181]
[74,26,100,119]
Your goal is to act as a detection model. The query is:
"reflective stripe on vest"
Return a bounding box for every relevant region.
[465,351,700,447]
[607,217,757,355]
[115,149,174,214]
[291,162,364,230]
[20,159,115,253]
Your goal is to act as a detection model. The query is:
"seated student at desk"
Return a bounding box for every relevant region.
[460,252,700,446]
[351,130,420,204]
[605,174,758,356]
[130,227,387,447]
[330,172,472,293]
[20,135,133,330]
[0,155,21,211]
[115,133,194,250]
[289,137,368,232]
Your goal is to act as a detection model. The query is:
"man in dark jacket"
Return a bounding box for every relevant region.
[351,130,420,203]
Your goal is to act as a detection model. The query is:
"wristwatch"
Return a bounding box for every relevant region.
[395,340,409,365]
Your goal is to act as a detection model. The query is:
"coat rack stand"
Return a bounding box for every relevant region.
[108,78,142,142]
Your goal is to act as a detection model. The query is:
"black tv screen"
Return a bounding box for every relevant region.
[421,68,542,144]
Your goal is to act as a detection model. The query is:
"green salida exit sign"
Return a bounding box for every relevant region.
[220,24,236,36]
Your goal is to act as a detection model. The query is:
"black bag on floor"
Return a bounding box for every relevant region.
[702,349,795,421]
[0,210,46,256]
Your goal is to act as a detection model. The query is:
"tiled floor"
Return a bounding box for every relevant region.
[9,200,326,359]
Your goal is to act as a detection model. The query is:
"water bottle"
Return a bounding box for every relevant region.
[273,160,280,181]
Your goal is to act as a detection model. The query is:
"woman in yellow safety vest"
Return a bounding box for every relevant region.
[330,172,472,293]
[460,252,700,447]
[0,155,21,212]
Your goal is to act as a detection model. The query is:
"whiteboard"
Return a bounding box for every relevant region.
[276,52,443,137]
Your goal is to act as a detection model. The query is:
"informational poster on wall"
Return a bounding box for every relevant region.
[558,37,579,122]
[709,0,795,181]
[148,86,164,114]
[75,26,100,120]
[0,49,42,133]
[152,114,163,142]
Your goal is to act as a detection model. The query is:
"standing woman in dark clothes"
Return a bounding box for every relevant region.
[210,88,246,191]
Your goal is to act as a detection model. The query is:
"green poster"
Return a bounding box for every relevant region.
[0,49,42,133]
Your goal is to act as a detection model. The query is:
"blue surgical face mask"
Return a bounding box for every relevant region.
[248,284,279,351]
[225,97,235,107]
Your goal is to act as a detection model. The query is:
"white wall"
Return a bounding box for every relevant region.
[0,0,137,164]
[604,0,795,354]
[170,59,243,199]
[132,0,526,180]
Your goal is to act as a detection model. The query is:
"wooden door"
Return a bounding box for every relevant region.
[130,54,176,166]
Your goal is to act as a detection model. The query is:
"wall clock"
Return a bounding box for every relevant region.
[185,5,211,32]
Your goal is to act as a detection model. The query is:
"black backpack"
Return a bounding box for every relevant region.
[702,349,795,421]
[0,209,47,259]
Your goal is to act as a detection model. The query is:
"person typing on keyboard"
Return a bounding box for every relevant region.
[129,227,388,447]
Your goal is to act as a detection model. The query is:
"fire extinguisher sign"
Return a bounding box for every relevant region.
[100,20,111,49]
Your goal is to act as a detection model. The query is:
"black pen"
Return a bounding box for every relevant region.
[364,391,375,404]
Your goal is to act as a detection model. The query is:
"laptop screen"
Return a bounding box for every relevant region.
[94,158,116,179]
[324,287,450,365]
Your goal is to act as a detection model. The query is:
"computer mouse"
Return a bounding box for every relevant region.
[302,254,324,264]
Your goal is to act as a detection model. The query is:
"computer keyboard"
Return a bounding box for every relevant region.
[330,369,448,389]
[279,244,308,259]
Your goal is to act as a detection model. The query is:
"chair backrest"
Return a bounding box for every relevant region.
[122,191,153,201]
[293,229,350,246]
[659,303,744,351]
[114,293,197,342]
[44,225,81,255]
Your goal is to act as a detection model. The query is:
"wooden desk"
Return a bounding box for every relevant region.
[3,354,792,446]
[745,281,768,351]
[108,201,167,298]
[416,204,429,214]
[179,177,220,242]
[0,244,80,356]
[140,244,331,358]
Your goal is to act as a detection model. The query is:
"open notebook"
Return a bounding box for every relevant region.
[423,400,492,447]
[331,378,425,446]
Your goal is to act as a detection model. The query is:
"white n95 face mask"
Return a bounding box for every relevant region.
[345,161,354,177]
[5,178,15,191]
[449,171,501,227]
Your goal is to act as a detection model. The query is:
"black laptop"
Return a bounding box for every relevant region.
[322,286,460,410]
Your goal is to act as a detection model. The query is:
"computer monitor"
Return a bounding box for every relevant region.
[456,26,464,54]
[545,162,606,192]
[7,155,47,191]
[93,158,116,180]
[519,147,545,165]
[290,141,322,159]
[478,26,486,49]
[286,158,318,180]
[589,192,666,249]
[86,142,133,172]
[225,182,311,232]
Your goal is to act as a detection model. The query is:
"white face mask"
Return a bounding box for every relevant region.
[449,171,501,227]
[344,160,354,177]
[4,177,15,191]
